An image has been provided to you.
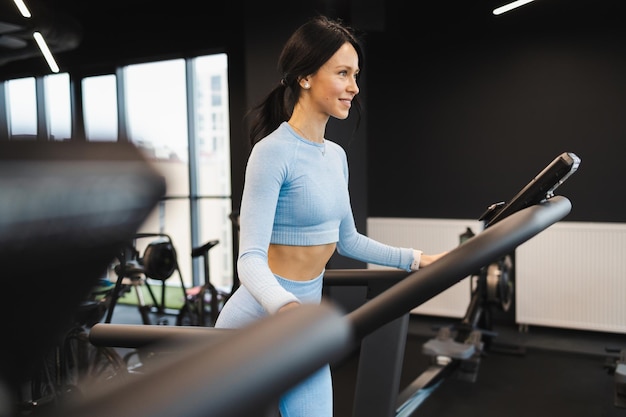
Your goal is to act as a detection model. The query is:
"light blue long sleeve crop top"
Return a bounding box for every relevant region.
[237,122,416,314]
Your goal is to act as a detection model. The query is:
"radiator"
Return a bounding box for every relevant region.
[516,221,626,334]
[366,217,483,318]
[367,218,626,334]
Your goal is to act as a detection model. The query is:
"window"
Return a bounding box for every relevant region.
[193,54,232,290]
[122,56,232,289]
[1,52,233,292]
[6,77,37,139]
[44,73,71,141]
[123,59,195,285]
[82,75,118,141]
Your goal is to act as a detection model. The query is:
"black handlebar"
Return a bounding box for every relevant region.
[348,195,571,340]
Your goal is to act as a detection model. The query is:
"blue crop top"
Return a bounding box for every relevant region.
[237,122,416,314]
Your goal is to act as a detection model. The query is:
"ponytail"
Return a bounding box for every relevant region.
[246,82,296,148]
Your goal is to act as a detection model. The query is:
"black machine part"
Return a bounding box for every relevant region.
[480,152,580,228]
[484,254,514,312]
[141,238,178,281]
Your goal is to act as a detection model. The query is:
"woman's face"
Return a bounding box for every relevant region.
[304,42,360,120]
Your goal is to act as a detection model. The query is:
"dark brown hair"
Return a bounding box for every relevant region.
[245,15,364,147]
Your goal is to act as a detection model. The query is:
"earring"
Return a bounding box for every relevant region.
[303,82,310,89]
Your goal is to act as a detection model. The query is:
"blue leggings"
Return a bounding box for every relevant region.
[215,272,332,417]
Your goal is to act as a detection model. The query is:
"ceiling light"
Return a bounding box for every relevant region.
[12,0,31,18]
[493,0,536,15]
[33,31,59,73]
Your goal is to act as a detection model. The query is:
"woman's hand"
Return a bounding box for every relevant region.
[278,302,301,313]
[419,251,448,267]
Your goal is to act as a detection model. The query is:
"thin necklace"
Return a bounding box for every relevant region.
[289,122,326,156]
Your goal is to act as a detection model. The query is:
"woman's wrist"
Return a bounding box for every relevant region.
[411,249,423,271]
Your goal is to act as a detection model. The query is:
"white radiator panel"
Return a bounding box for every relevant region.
[367,217,626,334]
[516,221,626,333]
[367,217,483,318]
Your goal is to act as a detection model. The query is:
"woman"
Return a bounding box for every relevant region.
[215,15,446,416]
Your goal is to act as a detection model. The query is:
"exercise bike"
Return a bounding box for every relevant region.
[176,211,242,326]
[176,239,226,327]
[104,233,187,326]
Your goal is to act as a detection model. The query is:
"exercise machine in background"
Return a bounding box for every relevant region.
[399,152,580,415]
[105,233,229,328]
[327,151,581,417]
[105,233,183,326]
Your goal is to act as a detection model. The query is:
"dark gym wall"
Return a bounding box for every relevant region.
[2,0,625,227]
[364,0,626,222]
[240,0,626,228]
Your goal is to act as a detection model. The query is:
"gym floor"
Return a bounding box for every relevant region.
[334,315,626,417]
[105,304,626,417]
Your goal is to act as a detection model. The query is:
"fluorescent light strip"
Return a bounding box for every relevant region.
[13,0,31,17]
[493,0,536,15]
[33,32,60,73]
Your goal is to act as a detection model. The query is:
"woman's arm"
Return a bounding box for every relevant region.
[237,143,300,314]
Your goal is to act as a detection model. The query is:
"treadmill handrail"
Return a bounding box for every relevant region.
[348,195,571,340]
[89,323,232,349]
[323,269,409,286]
[49,303,353,417]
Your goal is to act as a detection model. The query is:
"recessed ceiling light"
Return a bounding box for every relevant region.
[33,31,59,73]
[493,0,536,15]
[12,0,31,18]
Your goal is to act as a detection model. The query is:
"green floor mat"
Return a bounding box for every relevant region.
[116,283,186,310]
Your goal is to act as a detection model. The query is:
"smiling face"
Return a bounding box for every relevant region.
[301,42,360,121]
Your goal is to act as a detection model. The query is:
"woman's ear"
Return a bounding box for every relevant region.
[299,77,310,89]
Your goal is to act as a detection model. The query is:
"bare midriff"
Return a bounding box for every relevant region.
[268,243,337,281]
